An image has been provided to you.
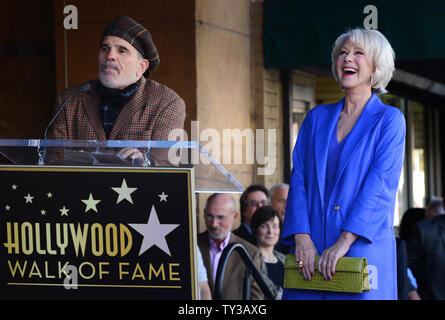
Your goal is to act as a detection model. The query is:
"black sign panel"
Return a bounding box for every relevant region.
[0,166,197,299]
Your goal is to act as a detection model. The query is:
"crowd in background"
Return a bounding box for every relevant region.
[196,184,445,300]
[196,183,288,300]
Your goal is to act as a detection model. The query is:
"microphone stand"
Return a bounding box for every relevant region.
[39,83,91,165]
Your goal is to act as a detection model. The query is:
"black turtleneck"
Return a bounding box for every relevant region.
[98,80,140,138]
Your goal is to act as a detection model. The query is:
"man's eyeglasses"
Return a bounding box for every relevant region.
[247,200,270,208]
[204,212,233,223]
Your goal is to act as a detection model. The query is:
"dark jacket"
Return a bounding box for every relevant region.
[396,237,410,300]
[407,215,445,300]
[233,223,256,245]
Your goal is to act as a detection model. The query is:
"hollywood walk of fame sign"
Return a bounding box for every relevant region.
[0,166,197,300]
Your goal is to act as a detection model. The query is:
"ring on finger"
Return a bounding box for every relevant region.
[296,260,304,269]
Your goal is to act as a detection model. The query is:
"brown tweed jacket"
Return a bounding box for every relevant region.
[48,77,185,141]
[197,231,264,300]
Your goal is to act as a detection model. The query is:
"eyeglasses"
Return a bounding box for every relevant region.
[204,212,234,223]
[247,200,270,208]
[273,198,287,204]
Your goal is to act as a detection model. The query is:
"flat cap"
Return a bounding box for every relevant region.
[101,16,159,77]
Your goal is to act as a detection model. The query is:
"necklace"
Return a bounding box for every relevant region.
[263,255,277,263]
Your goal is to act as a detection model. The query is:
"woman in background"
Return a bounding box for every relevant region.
[251,206,285,299]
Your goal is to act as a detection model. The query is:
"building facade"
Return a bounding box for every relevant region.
[1,0,443,231]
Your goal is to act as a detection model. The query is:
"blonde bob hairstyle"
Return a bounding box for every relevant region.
[331,28,395,94]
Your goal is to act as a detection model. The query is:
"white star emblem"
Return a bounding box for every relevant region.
[47,192,53,198]
[81,193,101,213]
[59,206,69,216]
[158,191,168,202]
[24,193,34,203]
[129,205,179,256]
[11,184,17,190]
[5,205,11,211]
[40,209,46,216]
[112,179,137,204]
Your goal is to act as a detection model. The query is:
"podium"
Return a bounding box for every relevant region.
[0,139,242,300]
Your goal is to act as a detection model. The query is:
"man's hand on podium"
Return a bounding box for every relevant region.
[118,148,147,166]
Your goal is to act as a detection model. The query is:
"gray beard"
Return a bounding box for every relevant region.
[208,229,226,240]
[98,69,139,89]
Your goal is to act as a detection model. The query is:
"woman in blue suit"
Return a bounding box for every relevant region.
[281,28,405,300]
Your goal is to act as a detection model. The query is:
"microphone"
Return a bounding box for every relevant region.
[43,82,91,141]
[39,82,91,164]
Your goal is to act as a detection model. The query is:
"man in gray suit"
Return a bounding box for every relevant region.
[197,193,264,300]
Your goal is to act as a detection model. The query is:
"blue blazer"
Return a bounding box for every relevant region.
[282,93,406,300]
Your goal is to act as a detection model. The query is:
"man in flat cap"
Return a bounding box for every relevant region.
[47,16,185,163]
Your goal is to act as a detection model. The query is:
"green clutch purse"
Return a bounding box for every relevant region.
[284,254,370,293]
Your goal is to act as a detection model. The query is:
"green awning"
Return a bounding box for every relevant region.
[264,0,445,68]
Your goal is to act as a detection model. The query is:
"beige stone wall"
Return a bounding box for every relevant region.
[195,0,253,231]
[252,2,284,191]
[195,0,286,232]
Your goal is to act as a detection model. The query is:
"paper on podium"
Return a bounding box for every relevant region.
[58,150,132,166]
